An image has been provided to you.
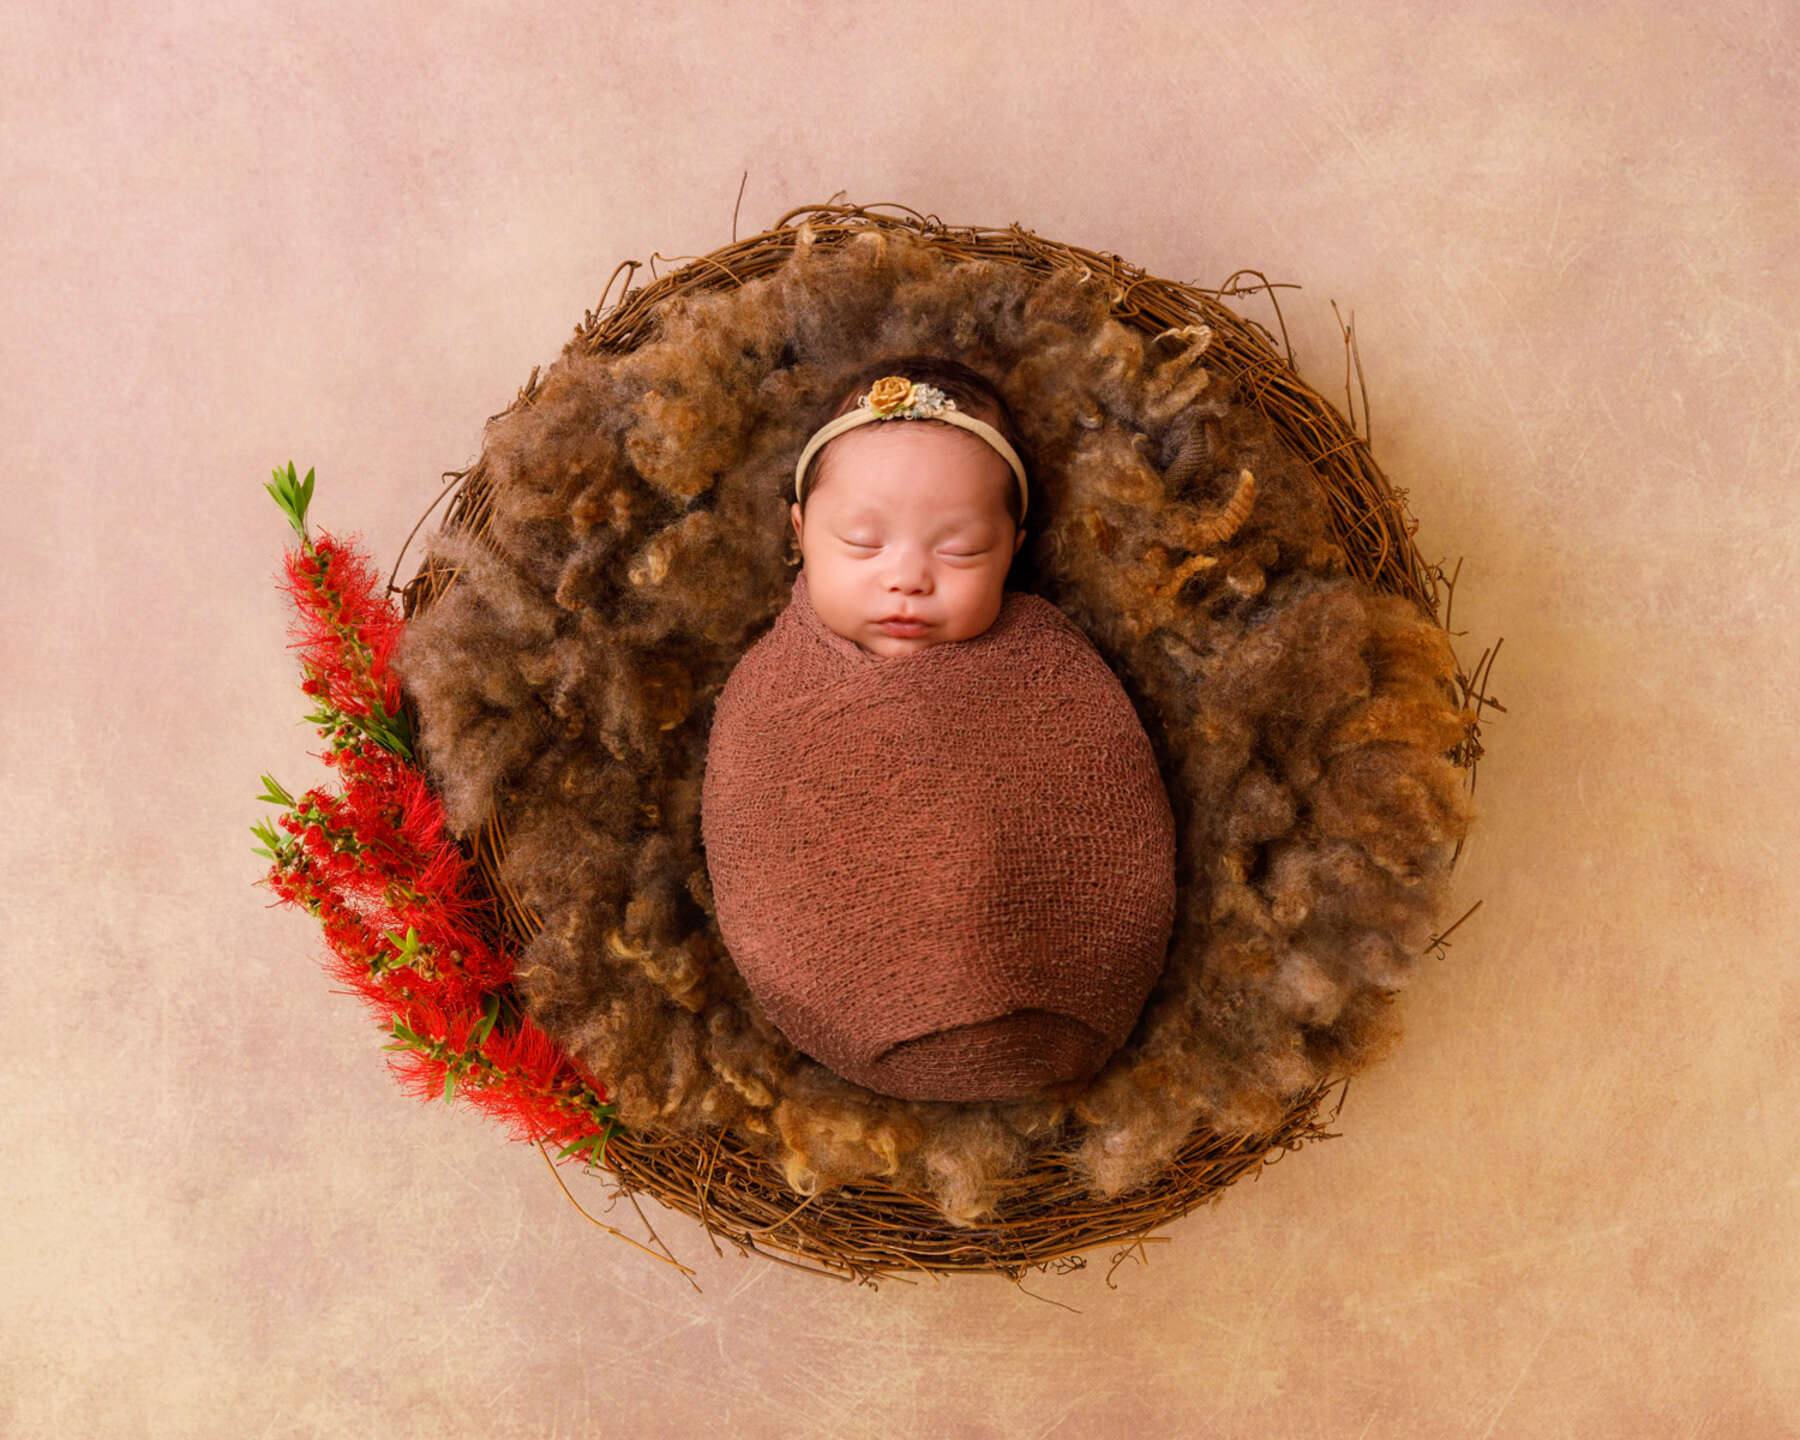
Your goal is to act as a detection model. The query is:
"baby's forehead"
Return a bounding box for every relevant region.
[819,427,1011,508]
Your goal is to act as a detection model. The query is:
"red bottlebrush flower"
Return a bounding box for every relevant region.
[392,997,449,1046]
[407,853,466,911]
[320,850,363,890]
[394,773,449,852]
[444,1005,483,1054]
[338,795,399,858]
[321,915,382,969]
[277,529,407,726]
[367,622,406,714]
[480,1015,568,1090]
[389,1048,453,1106]
[319,945,393,1010]
[313,533,395,630]
[268,519,612,1156]
[466,1082,593,1148]
[463,1022,602,1148]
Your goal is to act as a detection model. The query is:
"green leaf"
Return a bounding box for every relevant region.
[258,773,295,808]
[443,1067,458,1103]
[266,459,312,538]
[380,926,423,971]
[557,1118,618,1167]
[471,992,500,1048]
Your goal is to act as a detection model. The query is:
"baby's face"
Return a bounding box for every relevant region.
[791,422,1026,658]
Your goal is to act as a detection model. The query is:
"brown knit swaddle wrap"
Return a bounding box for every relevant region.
[700,570,1178,1102]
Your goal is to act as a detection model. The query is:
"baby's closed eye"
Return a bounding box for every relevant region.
[840,541,987,560]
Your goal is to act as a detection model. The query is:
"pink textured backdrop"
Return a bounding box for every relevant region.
[5,2,1795,1435]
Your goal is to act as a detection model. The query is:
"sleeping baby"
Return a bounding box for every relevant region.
[700,356,1177,1103]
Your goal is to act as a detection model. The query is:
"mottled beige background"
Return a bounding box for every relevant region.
[5,2,1795,1436]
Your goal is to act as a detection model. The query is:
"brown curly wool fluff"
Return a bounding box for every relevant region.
[393,226,1477,1223]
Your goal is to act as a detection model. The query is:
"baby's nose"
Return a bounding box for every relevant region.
[884,556,933,590]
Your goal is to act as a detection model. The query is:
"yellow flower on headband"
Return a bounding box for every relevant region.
[865,375,918,415]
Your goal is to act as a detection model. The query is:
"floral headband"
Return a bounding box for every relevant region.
[793,375,1029,521]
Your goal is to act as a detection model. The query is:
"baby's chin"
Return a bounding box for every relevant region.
[854,632,942,659]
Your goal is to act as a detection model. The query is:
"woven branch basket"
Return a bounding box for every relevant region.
[398,200,1493,1286]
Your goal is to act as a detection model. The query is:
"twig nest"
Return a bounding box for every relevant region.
[394,203,1483,1278]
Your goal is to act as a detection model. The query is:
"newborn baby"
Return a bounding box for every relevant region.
[701,357,1177,1103]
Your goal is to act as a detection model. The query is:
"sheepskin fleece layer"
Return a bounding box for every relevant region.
[393,226,1477,1223]
[699,567,1178,1103]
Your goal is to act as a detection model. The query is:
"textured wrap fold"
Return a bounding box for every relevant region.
[700,569,1178,1102]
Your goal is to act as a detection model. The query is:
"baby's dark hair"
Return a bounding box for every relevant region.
[797,354,1031,532]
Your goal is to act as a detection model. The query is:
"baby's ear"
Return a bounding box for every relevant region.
[790,502,803,538]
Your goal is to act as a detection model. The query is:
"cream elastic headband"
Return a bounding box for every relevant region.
[793,375,1029,521]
